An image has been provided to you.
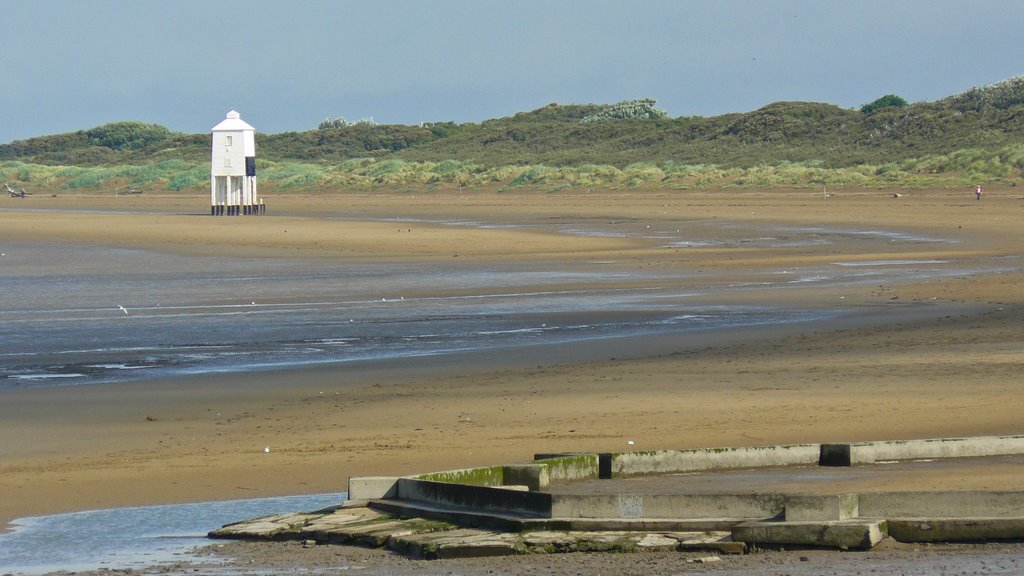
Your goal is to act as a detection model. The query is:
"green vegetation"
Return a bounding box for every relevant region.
[4,142,1024,193]
[860,94,908,114]
[318,116,378,129]
[535,454,600,481]
[937,76,1024,111]
[85,121,173,150]
[580,98,667,122]
[3,78,1024,191]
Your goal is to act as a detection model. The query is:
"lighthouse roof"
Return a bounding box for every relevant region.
[211,110,255,132]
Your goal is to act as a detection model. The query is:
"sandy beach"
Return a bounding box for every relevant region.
[2,186,1023,568]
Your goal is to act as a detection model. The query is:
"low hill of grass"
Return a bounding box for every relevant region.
[3,77,1024,192]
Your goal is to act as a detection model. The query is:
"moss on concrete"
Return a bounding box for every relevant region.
[535,454,599,481]
[415,465,505,486]
[574,536,638,553]
[402,518,458,533]
[841,494,860,519]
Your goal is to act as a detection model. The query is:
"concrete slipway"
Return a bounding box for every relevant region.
[210,435,1024,559]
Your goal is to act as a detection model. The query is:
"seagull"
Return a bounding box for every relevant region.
[117,305,129,315]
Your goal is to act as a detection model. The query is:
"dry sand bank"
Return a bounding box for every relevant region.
[1,187,1023,530]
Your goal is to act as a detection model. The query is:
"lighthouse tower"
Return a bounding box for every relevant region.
[210,110,260,215]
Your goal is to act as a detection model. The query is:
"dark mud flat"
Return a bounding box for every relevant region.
[106,539,1024,576]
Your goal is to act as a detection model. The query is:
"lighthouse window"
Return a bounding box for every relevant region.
[225,135,233,147]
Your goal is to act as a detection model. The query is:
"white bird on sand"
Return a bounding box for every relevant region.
[117,305,129,315]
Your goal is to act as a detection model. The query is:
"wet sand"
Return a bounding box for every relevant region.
[1,187,1023,547]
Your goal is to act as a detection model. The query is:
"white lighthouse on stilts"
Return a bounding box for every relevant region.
[211,110,262,215]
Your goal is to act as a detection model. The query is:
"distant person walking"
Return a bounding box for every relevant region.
[975,184,983,200]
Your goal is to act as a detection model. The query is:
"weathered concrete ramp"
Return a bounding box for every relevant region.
[209,504,743,559]
[214,436,1024,558]
[392,528,742,559]
[210,505,456,546]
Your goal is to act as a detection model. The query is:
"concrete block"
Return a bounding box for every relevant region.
[368,499,526,532]
[848,444,878,464]
[785,494,858,521]
[611,444,820,476]
[550,494,619,518]
[551,493,787,520]
[859,492,1024,519]
[733,520,886,550]
[887,518,1024,542]
[848,435,1024,464]
[414,465,504,486]
[823,521,887,549]
[645,494,786,520]
[397,478,552,517]
[530,518,744,532]
[347,476,399,500]
[533,453,601,482]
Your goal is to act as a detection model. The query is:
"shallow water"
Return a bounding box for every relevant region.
[0,218,1013,390]
[0,493,344,575]
[0,241,850,389]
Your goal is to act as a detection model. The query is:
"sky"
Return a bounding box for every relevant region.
[2,0,1023,143]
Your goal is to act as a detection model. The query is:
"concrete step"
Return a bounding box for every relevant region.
[371,498,751,532]
[369,498,533,531]
[732,519,887,550]
[887,517,1024,542]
